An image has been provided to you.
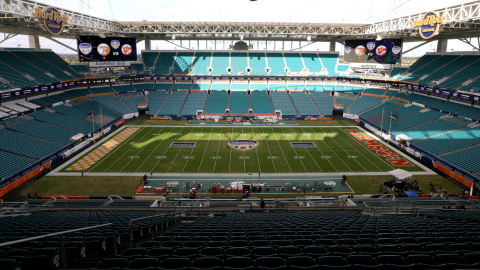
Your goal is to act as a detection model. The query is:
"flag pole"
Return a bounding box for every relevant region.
[380,108,384,139]
[92,110,95,144]
[388,111,393,144]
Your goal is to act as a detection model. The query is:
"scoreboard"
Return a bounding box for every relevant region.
[77,36,137,63]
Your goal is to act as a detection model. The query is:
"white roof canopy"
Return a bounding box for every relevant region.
[388,169,413,180]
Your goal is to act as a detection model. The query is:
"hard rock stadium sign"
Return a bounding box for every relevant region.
[34,6,68,35]
[413,11,446,39]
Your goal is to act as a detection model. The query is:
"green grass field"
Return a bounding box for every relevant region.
[62,126,426,174]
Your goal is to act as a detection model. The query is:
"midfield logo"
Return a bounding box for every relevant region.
[228,140,259,151]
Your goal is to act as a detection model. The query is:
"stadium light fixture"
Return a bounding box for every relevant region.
[307,35,311,41]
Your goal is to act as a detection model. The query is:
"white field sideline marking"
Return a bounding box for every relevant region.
[360,127,432,173]
[337,127,393,171]
[135,127,174,173]
[268,127,293,173]
[87,127,141,172]
[251,127,262,173]
[52,126,127,173]
[100,127,153,173]
[308,127,353,172]
[317,127,368,172]
[119,127,165,172]
[196,128,214,173]
[150,126,186,173]
[166,127,195,173]
[182,127,206,173]
[288,127,322,172]
[259,127,277,173]
[279,127,307,172]
[298,126,336,172]
[213,127,224,173]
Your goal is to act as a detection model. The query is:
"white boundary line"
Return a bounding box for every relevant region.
[288,127,322,173]
[298,126,336,172]
[52,126,127,173]
[166,127,196,173]
[268,127,293,173]
[308,127,353,172]
[260,127,278,173]
[149,126,186,173]
[181,127,205,173]
[118,127,165,172]
[212,127,224,173]
[251,127,262,173]
[196,127,214,173]
[134,127,174,173]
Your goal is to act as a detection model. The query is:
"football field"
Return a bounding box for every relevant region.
[62,126,427,174]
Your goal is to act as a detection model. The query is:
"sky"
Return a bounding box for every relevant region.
[1,0,479,57]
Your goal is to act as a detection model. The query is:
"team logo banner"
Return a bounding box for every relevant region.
[366,42,376,51]
[79,43,92,55]
[344,46,352,54]
[171,143,196,147]
[355,45,365,56]
[291,142,316,147]
[110,40,121,50]
[228,140,259,150]
[392,46,402,55]
[376,45,387,56]
[97,43,110,57]
[122,44,133,55]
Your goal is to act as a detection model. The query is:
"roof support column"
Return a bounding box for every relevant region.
[329,41,335,52]
[436,39,448,53]
[145,38,151,51]
[29,35,40,49]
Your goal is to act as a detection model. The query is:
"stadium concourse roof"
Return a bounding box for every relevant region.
[2,0,480,43]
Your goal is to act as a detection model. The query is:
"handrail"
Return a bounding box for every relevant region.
[0,223,118,270]
[128,214,169,248]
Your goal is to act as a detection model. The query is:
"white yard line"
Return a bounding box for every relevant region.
[260,127,278,173]
[242,127,246,173]
[298,126,336,172]
[308,127,353,172]
[181,127,205,173]
[336,127,393,171]
[196,128,214,173]
[166,127,195,173]
[251,127,262,173]
[119,127,165,172]
[150,126,186,173]
[270,127,296,173]
[318,127,368,172]
[53,126,127,173]
[288,127,322,172]
[213,127,224,173]
[279,127,307,172]
[100,127,153,173]
[135,127,174,173]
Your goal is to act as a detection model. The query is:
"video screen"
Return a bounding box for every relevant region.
[344,39,402,64]
[77,36,137,62]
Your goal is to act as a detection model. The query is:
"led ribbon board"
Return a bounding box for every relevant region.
[413,11,446,39]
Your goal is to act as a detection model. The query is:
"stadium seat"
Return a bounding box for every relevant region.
[158,258,190,270]
[286,256,317,270]
[256,257,287,270]
[191,257,222,270]
[224,257,254,270]
[126,258,160,270]
[200,247,224,258]
[91,258,130,270]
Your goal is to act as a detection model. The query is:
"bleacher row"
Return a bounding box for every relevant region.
[0,86,147,182]
[340,89,480,179]
[0,210,175,270]
[88,211,480,270]
[149,90,333,117]
[141,51,340,76]
[392,54,480,93]
[0,50,82,89]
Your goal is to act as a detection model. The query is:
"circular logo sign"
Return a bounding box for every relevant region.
[122,44,133,55]
[414,11,446,39]
[228,140,259,151]
[355,45,365,56]
[344,46,351,54]
[366,41,376,51]
[97,43,110,56]
[79,43,92,55]
[38,6,67,35]
[392,46,402,55]
[110,40,121,50]
[376,45,387,56]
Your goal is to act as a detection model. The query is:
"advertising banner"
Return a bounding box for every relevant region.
[63,139,91,157]
[77,36,137,62]
[123,113,138,119]
[0,161,52,197]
